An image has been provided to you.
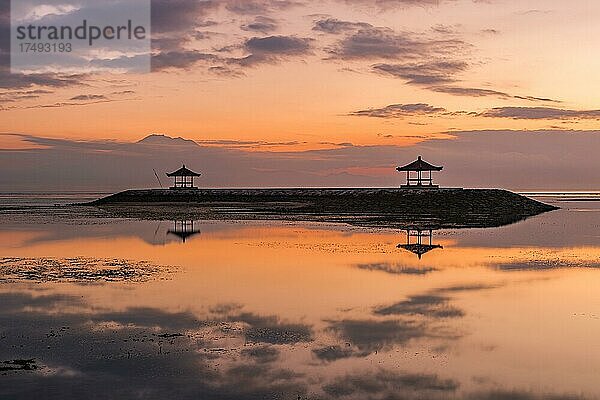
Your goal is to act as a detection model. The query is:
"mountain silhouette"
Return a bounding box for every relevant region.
[137,134,199,147]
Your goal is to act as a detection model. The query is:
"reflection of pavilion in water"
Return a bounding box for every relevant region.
[397,228,443,259]
[167,220,201,243]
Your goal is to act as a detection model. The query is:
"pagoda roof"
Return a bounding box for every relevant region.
[397,243,443,259]
[166,164,201,177]
[397,156,443,172]
[168,230,201,242]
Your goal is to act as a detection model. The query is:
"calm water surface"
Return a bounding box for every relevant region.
[1,194,599,399]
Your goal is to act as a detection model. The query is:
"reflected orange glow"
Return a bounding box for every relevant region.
[2,207,600,396]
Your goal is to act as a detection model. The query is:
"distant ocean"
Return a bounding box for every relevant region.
[0,192,109,207]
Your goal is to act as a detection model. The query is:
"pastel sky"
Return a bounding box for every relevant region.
[2,0,600,190]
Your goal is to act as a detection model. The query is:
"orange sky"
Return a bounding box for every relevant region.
[4,1,600,190]
[3,0,600,149]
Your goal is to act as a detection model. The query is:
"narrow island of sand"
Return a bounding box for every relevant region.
[87,158,557,229]
[89,188,556,229]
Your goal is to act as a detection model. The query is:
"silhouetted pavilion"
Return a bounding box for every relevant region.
[166,164,201,189]
[397,156,443,188]
[397,228,443,259]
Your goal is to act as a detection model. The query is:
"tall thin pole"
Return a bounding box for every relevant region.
[153,169,163,188]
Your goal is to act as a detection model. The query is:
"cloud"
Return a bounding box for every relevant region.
[144,1,474,79]
[196,138,305,148]
[326,25,467,60]
[0,89,53,103]
[372,65,559,104]
[150,0,227,72]
[430,86,561,102]
[479,106,600,120]
[339,0,456,8]
[245,35,311,54]
[6,130,600,191]
[0,69,86,90]
[151,0,218,34]
[351,102,587,121]
[0,3,87,90]
[208,65,246,77]
[231,35,313,66]
[428,86,560,103]
[481,28,500,35]
[373,61,468,84]
[241,16,279,33]
[312,18,372,34]
[149,1,311,72]
[431,86,511,98]
[69,94,108,101]
[513,95,560,103]
[152,51,221,71]
[0,92,133,111]
[0,1,9,66]
[223,0,304,15]
[431,24,461,34]
[350,103,446,118]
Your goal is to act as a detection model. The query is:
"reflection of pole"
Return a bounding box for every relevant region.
[153,221,161,240]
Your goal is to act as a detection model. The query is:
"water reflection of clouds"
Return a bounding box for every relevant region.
[318,283,500,361]
[492,258,600,271]
[323,369,459,398]
[324,318,428,356]
[0,290,310,399]
[374,294,465,319]
[0,289,593,400]
[2,201,600,398]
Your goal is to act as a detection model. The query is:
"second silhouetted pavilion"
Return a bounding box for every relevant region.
[166,164,201,189]
[397,156,443,188]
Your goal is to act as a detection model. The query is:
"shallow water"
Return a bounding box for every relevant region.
[1,194,599,399]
